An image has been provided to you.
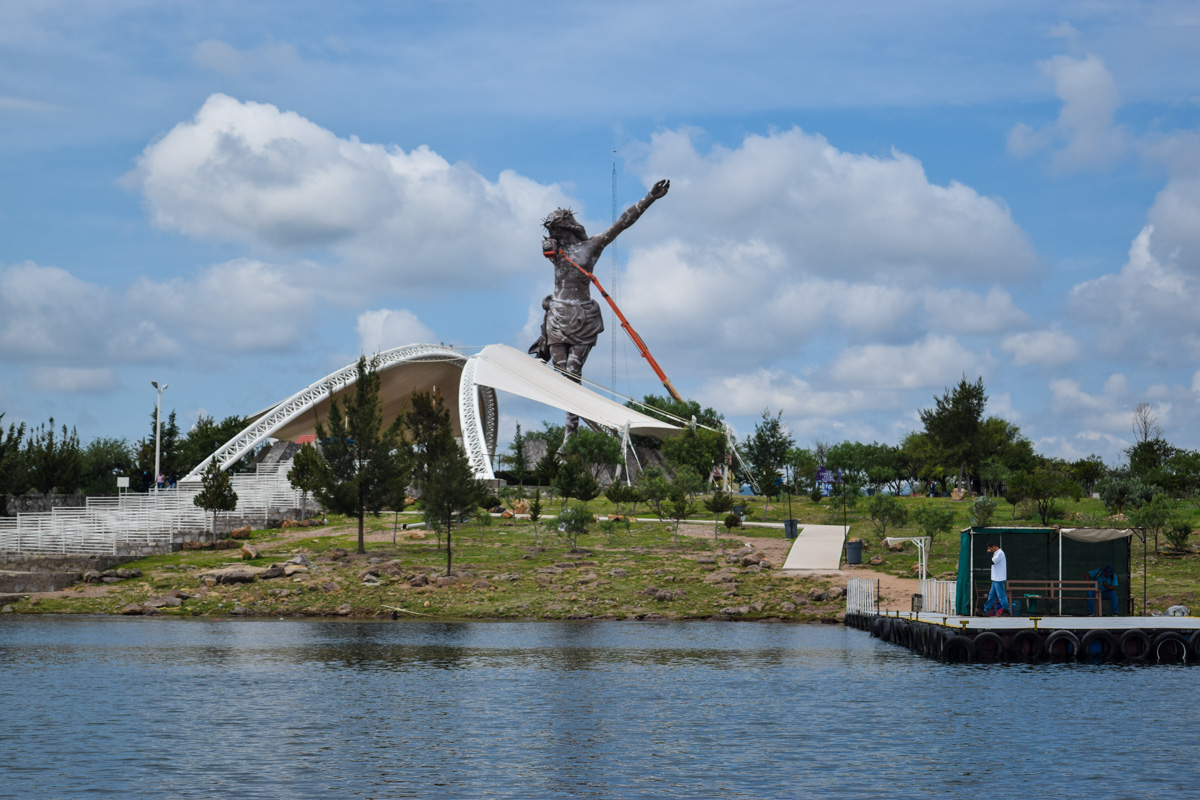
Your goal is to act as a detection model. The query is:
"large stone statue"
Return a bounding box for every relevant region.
[530,179,670,444]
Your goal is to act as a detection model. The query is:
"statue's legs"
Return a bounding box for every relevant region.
[550,343,592,444]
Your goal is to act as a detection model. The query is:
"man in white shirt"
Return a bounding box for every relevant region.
[983,541,1011,617]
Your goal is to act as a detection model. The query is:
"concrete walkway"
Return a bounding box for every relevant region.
[782,524,849,570]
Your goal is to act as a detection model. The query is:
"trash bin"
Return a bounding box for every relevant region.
[783,519,799,539]
[845,539,863,564]
[911,594,924,613]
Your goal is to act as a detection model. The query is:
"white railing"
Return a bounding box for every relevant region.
[918,579,957,615]
[846,577,878,615]
[0,462,306,556]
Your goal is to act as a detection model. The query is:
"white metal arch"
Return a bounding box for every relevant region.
[182,344,489,481]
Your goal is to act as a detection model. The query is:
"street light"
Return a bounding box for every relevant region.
[151,380,168,490]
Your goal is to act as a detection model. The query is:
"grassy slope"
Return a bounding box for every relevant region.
[11,493,1200,617]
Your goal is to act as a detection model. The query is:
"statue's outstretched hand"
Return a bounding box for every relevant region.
[650,179,670,198]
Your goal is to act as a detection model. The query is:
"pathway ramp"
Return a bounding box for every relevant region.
[782,525,848,571]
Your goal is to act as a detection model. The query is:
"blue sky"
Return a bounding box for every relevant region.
[2,1,1199,466]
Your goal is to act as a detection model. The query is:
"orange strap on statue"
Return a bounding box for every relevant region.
[546,247,682,402]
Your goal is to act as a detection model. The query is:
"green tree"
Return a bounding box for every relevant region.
[556,504,592,552]
[866,493,908,540]
[503,422,530,486]
[562,428,622,482]
[911,503,957,545]
[407,390,454,498]
[193,458,238,541]
[528,487,544,545]
[287,442,323,521]
[1164,520,1192,551]
[26,418,83,500]
[666,465,704,546]
[179,414,248,476]
[784,447,819,494]
[312,356,412,555]
[919,376,987,491]
[970,495,997,528]
[704,487,734,542]
[554,455,599,509]
[626,394,724,451]
[1009,467,1082,525]
[636,466,672,520]
[80,437,134,496]
[661,424,725,483]
[1096,475,1155,516]
[743,409,793,505]
[1129,493,1175,554]
[135,408,181,490]
[1127,437,1175,482]
[418,440,485,575]
[0,414,27,516]
[1071,454,1108,497]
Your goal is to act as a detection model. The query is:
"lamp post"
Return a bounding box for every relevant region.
[151,380,168,490]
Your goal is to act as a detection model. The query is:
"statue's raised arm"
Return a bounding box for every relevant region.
[590,179,670,255]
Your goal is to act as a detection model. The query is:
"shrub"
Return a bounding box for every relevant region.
[724,513,742,530]
[867,494,908,540]
[1164,520,1192,551]
[971,496,997,528]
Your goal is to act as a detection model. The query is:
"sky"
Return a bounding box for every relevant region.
[2,0,1199,467]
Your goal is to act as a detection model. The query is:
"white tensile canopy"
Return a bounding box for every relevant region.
[184,343,681,481]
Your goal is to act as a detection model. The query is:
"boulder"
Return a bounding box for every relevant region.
[258,564,284,579]
[828,586,845,599]
[241,544,260,560]
[208,568,258,585]
[781,601,796,612]
[703,569,738,584]
[808,588,827,602]
[283,564,309,577]
[740,552,763,567]
[230,526,253,539]
[720,605,751,616]
[119,603,145,615]
[115,568,132,579]
[409,574,429,587]
[869,555,885,566]
[335,604,352,616]
[884,540,905,552]
[213,539,239,550]
[320,581,341,593]
[500,509,514,519]
[288,555,311,567]
[609,567,628,578]
[434,576,458,588]
[328,548,349,561]
[82,570,101,583]
[513,500,530,514]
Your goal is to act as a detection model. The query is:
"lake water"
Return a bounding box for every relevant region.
[0,617,1195,799]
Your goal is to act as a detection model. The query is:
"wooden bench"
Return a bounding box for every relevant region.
[974,579,1113,616]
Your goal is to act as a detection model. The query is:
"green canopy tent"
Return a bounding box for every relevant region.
[955,526,1135,616]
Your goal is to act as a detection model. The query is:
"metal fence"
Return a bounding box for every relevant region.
[846,577,878,615]
[0,464,304,556]
[918,579,957,615]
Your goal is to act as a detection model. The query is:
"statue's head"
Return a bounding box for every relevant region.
[543,208,587,241]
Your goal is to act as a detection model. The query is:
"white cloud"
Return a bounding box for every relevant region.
[1103,374,1129,396]
[636,127,1036,283]
[0,261,114,360]
[1000,327,1080,367]
[1008,54,1127,170]
[827,335,983,390]
[127,258,315,353]
[616,239,1028,370]
[356,309,436,355]
[699,368,899,418]
[1069,225,1200,363]
[28,367,116,394]
[129,94,569,287]
[1193,371,1200,394]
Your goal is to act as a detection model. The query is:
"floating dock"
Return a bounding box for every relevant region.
[846,611,1200,664]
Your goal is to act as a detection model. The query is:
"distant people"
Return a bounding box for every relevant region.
[983,541,1011,616]
[156,473,165,490]
[1087,565,1119,616]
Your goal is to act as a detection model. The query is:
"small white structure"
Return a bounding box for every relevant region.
[184,343,682,482]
